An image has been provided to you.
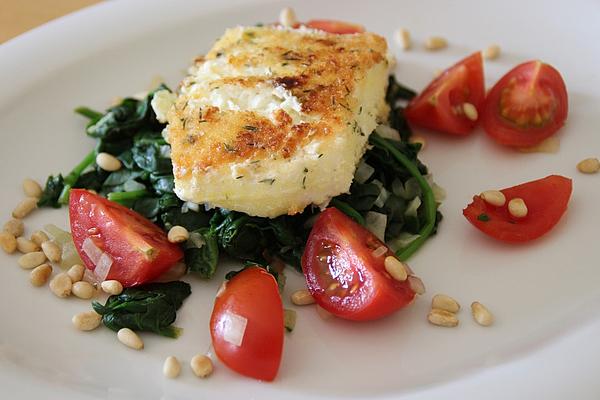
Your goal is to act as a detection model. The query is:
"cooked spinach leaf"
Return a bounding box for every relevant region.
[92,281,191,338]
[185,227,219,279]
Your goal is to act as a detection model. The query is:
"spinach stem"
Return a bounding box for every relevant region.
[330,198,366,226]
[58,149,97,205]
[107,190,150,203]
[74,106,103,120]
[369,133,437,261]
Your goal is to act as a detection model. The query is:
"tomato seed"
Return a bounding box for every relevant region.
[462,102,478,121]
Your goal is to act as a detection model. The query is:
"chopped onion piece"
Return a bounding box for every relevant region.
[375,124,401,141]
[432,182,446,203]
[45,224,83,269]
[159,145,172,159]
[123,179,146,192]
[94,252,113,282]
[372,245,388,257]
[182,201,200,213]
[222,310,248,347]
[371,180,389,208]
[187,232,206,249]
[405,196,422,217]
[388,233,421,252]
[365,211,387,241]
[354,160,375,184]
[82,237,103,264]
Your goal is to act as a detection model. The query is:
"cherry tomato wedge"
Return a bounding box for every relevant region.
[302,208,416,321]
[482,60,568,147]
[305,19,365,34]
[69,189,183,287]
[210,267,284,381]
[463,175,572,243]
[405,52,485,135]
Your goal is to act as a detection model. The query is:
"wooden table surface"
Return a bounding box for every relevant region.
[1,0,101,43]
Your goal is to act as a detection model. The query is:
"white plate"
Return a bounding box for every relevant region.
[1,0,600,398]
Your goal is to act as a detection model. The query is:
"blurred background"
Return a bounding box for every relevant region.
[1,0,100,43]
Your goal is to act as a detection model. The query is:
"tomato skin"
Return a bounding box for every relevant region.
[69,189,183,287]
[302,208,416,321]
[210,267,284,382]
[405,52,485,135]
[463,175,572,243]
[482,61,568,147]
[305,19,365,34]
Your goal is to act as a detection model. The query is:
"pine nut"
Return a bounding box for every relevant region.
[41,240,61,263]
[0,232,17,254]
[22,178,43,198]
[3,218,24,237]
[190,354,213,378]
[18,251,47,269]
[409,135,426,149]
[117,328,144,350]
[424,36,448,51]
[49,273,72,297]
[577,157,600,174]
[508,198,528,218]
[279,7,297,28]
[407,276,426,295]
[384,256,408,281]
[471,301,494,326]
[96,152,122,172]
[72,310,102,331]
[167,226,189,243]
[480,190,506,207]
[102,280,123,295]
[291,289,315,305]
[483,44,501,60]
[428,309,459,327]
[72,281,95,299]
[30,230,49,246]
[67,264,85,282]
[394,28,412,50]
[30,263,52,287]
[432,294,460,313]
[12,197,38,219]
[462,102,478,121]
[163,356,181,379]
[17,237,40,253]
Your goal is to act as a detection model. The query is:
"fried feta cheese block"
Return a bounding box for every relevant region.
[165,26,390,218]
